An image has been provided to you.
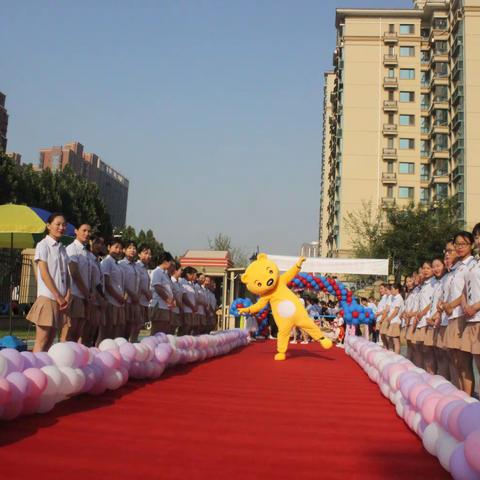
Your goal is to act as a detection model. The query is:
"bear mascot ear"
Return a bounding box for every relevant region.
[257,253,268,260]
[241,273,248,283]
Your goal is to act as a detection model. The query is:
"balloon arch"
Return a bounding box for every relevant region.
[231,273,376,335]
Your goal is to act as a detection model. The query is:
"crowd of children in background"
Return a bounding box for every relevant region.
[26,214,218,353]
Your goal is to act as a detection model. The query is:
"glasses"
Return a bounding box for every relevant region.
[443,248,455,253]
[454,242,471,248]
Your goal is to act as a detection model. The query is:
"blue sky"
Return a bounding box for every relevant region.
[2,0,411,257]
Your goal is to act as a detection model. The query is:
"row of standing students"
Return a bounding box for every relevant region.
[376,226,480,398]
[26,214,218,352]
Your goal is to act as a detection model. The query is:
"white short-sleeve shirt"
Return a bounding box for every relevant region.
[119,258,140,304]
[194,284,206,315]
[465,258,480,323]
[389,294,405,325]
[170,276,183,314]
[208,289,217,314]
[417,277,436,328]
[34,235,69,300]
[427,276,444,324]
[446,256,476,320]
[101,255,125,307]
[439,271,454,326]
[89,252,104,306]
[66,239,91,299]
[377,294,389,316]
[136,261,151,308]
[179,278,196,314]
[150,267,173,310]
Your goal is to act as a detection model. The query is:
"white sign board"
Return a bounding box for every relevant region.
[267,255,389,276]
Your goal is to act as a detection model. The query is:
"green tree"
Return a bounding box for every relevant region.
[115,225,164,268]
[208,233,249,267]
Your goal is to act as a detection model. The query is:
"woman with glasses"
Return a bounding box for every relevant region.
[440,231,476,395]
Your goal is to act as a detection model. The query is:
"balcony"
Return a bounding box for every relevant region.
[335,177,341,188]
[432,170,449,183]
[382,124,398,136]
[432,123,449,135]
[381,197,396,207]
[383,32,398,43]
[421,150,431,159]
[420,175,430,183]
[383,77,398,89]
[452,37,463,58]
[383,100,398,112]
[382,148,397,160]
[451,165,464,182]
[382,172,397,184]
[383,54,398,66]
[452,86,464,105]
[421,103,429,112]
[431,146,450,159]
[335,128,343,138]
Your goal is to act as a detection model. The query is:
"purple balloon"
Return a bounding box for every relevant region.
[0,349,25,373]
[119,342,136,362]
[399,376,422,399]
[440,400,468,431]
[436,382,457,395]
[20,351,37,369]
[415,387,437,410]
[155,344,173,364]
[458,403,480,440]
[34,352,53,367]
[449,444,480,480]
[6,372,29,401]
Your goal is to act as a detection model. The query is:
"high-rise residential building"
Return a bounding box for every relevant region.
[6,152,22,165]
[38,142,129,227]
[319,0,480,258]
[0,92,8,153]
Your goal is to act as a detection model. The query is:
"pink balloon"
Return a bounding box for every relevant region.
[33,352,53,367]
[6,372,29,400]
[0,378,12,405]
[420,394,442,423]
[119,342,136,362]
[408,383,431,407]
[23,368,48,398]
[108,350,122,369]
[464,431,480,473]
[21,396,41,416]
[416,388,437,410]
[436,382,457,395]
[440,400,467,431]
[94,351,117,370]
[434,395,461,424]
[448,403,468,441]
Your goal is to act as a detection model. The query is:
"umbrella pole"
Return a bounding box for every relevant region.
[9,232,13,336]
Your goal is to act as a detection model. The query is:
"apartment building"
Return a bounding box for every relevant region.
[38,142,129,227]
[0,92,8,153]
[319,0,480,257]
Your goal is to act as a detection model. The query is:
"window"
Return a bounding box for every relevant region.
[387,161,395,173]
[399,138,415,149]
[400,68,415,80]
[420,117,430,133]
[421,71,430,86]
[421,28,430,39]
[400,24,415,35]
[433,18,448,31]
[421,50,430,64]
[400,46,415,57]
[420,188,430,203]
[388,90,394,101]
[399,186,414,198]
[387,68,395,78]
[400,91,415,102]
[435,183,448,199]
[435,159,448,176]
[387,137,394,148]
[435,109,448,126]
[434,85,448,102]
[52,153,61,171]
[420,164,430,181]
[421,140,430,157]
[421,93,430,110]
[386,186,394,198]
[435,133,449,151]
[388,24,395,33]
[400,114,415,126]
[434,40,448,54]
[399,162,415,174]
[435,62,449,78]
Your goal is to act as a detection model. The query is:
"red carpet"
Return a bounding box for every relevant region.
[0,341,449,479]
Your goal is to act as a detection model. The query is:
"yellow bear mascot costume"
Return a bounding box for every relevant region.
[239,254,332,360]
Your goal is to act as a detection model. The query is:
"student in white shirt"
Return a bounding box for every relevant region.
[119,241,141,342]
[400,275,414,350]
[85,236,107,347]
[169,261,183,335]
[385,284,404,354]
[27,213,70,352]
[136,244,152,339]
[412,261,436,368]
[422,258,445,374]
[195,273,208,334]
[100,238,125,341]
[179,267,197,335]
[205,276,218,332]
[62,223,92,343]
[441,231,476,395]
[377,284,391,348]
[150,252,175,335]
[461,223,480,398]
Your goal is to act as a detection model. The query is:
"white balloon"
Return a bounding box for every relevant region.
[99,339,119,352]
[114,337,128,347]
[422,422,442,456]
[36,394,57,414]
[48,343,77,368]
[436,430,459,472]
[41,365,65,396]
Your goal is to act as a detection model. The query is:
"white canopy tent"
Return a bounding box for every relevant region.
[267,255,389,276]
